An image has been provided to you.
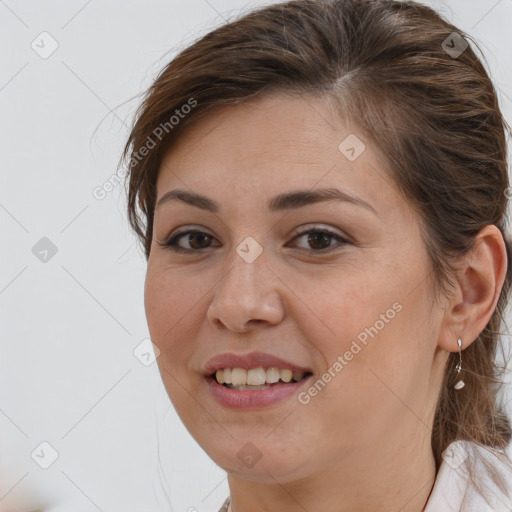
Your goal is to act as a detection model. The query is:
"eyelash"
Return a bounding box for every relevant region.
[158,227,350,253]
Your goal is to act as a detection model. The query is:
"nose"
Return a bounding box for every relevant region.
[206,250,285,332]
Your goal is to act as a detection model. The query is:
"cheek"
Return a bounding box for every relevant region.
[291,265,421,404]
[287,264,397,357]
[144,265,197,364]
[144,267,204,416]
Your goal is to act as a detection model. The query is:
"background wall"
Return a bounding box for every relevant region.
[1,1,511,511]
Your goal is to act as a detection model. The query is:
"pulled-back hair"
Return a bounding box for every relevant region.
[120,0,512,502]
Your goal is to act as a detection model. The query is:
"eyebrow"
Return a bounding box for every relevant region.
[155,187,377,215]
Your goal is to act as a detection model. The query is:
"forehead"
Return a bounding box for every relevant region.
[155,91,405,219]
[160,92,344,163]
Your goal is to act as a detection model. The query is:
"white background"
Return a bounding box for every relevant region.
[1,1,511,511]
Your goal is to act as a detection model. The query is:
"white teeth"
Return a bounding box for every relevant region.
[266,367,280,383]
[247,367,266,386]
[280,369,292,383]
[214,366,307,386]
[231,368,247,386]
[229,384,270,391]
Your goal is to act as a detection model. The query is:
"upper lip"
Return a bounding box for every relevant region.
[203,351,313,376]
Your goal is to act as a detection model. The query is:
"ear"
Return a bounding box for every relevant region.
[437,224,508,353]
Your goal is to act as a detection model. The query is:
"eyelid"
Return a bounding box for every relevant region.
[165,223,348,239]
[291,223,346,237]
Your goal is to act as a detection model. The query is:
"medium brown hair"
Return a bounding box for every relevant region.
[120,0,512,501]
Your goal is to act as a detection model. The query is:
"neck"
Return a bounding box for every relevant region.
[226,432,437,512]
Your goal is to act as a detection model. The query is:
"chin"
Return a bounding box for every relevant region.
[199,439,310,483]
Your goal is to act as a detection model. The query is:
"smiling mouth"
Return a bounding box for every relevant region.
[209,371,313,390]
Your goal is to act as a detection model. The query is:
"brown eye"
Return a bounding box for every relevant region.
[291,228,349,252]
[186,232,213,250]
[159,230,219,252]
[306,232,332,250]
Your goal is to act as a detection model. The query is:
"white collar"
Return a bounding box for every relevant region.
[424,440,512,512]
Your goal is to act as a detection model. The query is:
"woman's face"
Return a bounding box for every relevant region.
[145,91,448,482]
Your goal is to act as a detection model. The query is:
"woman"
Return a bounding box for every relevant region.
[120,0,512,510]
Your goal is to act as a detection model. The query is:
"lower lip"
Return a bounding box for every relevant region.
[205,374,313,409]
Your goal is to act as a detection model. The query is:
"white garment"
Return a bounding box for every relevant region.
[424,440,512,512]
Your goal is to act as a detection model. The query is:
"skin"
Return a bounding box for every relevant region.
[144,91,508,512]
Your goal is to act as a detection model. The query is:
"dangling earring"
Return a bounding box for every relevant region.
[454,338,465,390]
